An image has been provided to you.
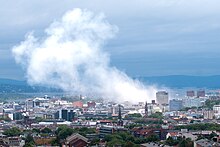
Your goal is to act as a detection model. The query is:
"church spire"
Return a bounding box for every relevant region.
[145,101,148,117]
[118,104,123,126]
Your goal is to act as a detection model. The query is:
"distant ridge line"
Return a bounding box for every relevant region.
[1,75,220,88]
[136,75,220,88]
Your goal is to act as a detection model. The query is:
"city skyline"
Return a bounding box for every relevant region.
[1,0,220,80]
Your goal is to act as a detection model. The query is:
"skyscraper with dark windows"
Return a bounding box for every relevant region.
[197,90,205,97]
[54,109,75,121]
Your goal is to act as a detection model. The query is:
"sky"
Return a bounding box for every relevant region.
[1,0,220,80]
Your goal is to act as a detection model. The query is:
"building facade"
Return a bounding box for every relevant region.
[156,91,168,104]
[213,105,220,118]
[169,99,183,111]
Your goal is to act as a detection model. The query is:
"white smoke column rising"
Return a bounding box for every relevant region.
[12,8,157,103]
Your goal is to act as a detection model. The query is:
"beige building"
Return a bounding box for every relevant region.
[156,91,169,111]
[203,110,214,119]
[213,105,220,119]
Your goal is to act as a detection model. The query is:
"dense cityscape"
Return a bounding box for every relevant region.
[0,89,220,146]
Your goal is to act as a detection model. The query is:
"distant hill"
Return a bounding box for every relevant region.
[0,78,26,85]
[1,75,220,93]
[0,78,62,93]
[137,75,220,88]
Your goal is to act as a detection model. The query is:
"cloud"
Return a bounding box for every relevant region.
[12,8,157,102]
[1,0,220,78]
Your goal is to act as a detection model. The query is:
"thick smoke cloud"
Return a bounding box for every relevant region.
[12,8,157,103]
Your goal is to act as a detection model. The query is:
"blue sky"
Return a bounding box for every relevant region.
[1,0,220,79]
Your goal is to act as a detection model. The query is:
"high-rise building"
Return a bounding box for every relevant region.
[197,90,205,97]
[213,105,220,119]
[169,99,183,111]
[54,109,75,121]
[203,110,214,120]
[13,112,23,120]
[25,99,34,111]
[186,91,195,97]
[156,91,169,108]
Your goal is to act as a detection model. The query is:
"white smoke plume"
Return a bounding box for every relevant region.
[12,8,157,103]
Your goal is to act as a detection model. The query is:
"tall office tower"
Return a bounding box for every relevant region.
[197,90,205,97]
[117,104,123,126]
[187,90,195,97]
[54,109,75,121]
[25,99,34,111]
[156,91,169,106]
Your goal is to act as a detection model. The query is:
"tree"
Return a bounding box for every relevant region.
[207,132,217,140]
[125,123,142,129]
[196,135,205,141]
[50,138,60,146]
[89,137,100,146]
[23,142,34,147]
[77,127,96,136]
[174,123,220,131]
[148,112,163,119]
[41,127,52,134]
[205,100,220,109]
[35,117,44,122]
[52,125,74,146]
[165,136,179,146]
[124,141,139,147]
[104,134,114,142]
[32,128,40,133]
[146,134,159,142]
[107,138,125,147]
[104,132,139,146]
[3,127,21,137]
[178,137,193,147]
[56,125,74,140]
[24,134,35,147]
[126,113,142,118]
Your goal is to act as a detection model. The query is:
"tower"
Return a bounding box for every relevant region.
[118,104,123,126]
[145,102,148,117]
[156,91,169,110]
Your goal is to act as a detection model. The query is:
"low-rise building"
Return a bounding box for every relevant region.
[62,133,88,147]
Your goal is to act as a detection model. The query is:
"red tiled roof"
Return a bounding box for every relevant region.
[169,132,178,136]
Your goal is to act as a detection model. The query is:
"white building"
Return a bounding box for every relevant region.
[183,97,208,108]
[33,97,50,108]
[213,105,220,118]
[203,110,214,120]
[156,91,169,111]
[147,103,162,115]
[0,102,3,114]
[25,99,34,111]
